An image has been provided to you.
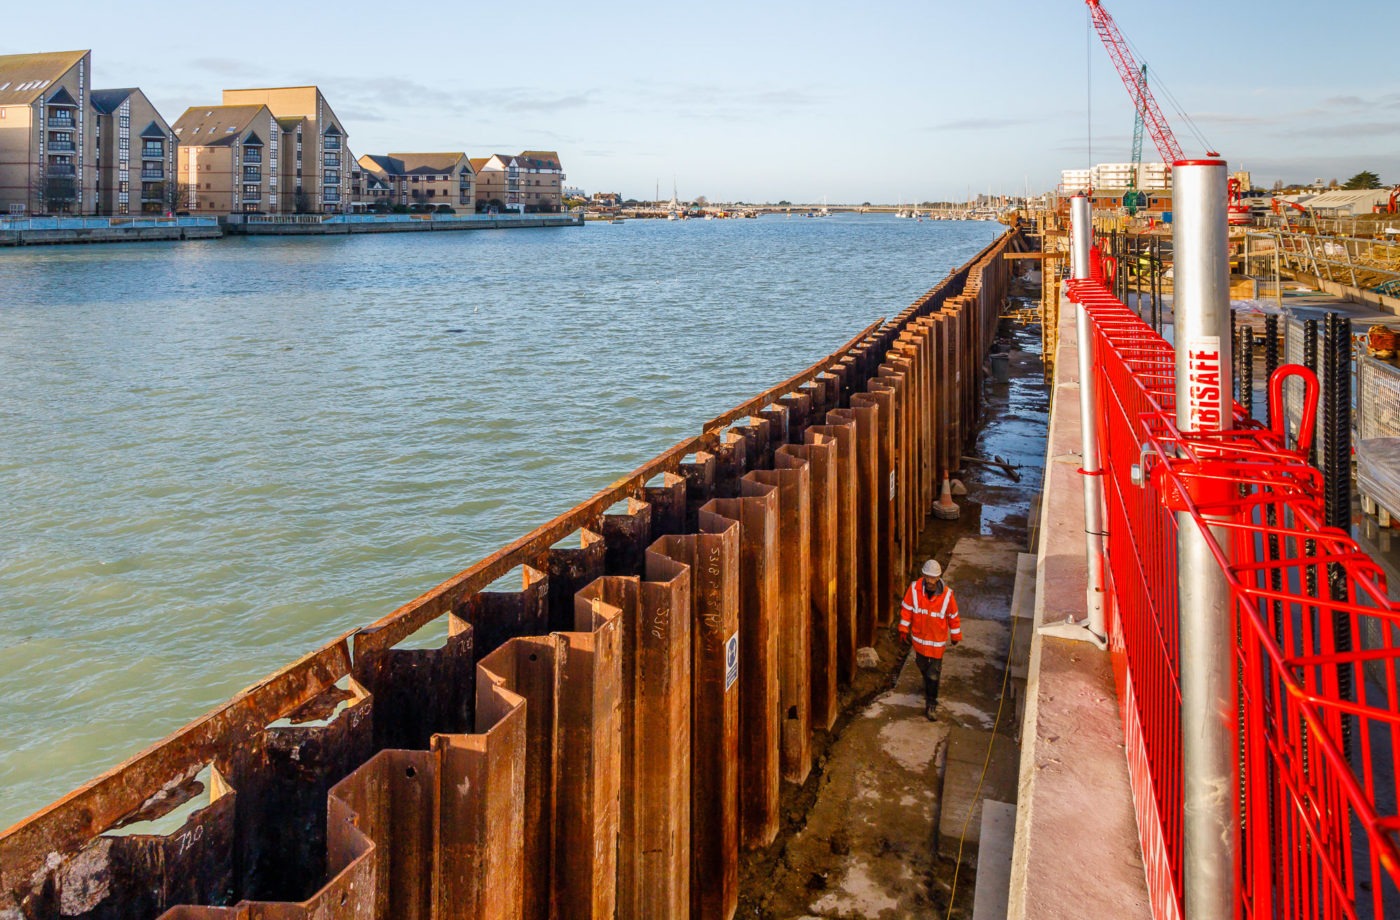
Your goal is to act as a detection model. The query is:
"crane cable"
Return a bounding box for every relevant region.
[1118,30,1217,158]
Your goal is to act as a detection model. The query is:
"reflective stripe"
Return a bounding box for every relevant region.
[911,635,946,648]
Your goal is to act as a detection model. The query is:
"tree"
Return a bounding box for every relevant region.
[294,189,313,213]
[693,195,708,207]
[1343,170,1383,190]
[1272,179,1285,192]
[159,181,192,213]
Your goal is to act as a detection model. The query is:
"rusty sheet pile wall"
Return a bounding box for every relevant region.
[0,230,1023,920]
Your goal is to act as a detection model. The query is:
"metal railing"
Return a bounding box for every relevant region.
[1068,253,1400,920]
[1246,229,1400,295]
[231,212,581,226]
[0,215,218,230]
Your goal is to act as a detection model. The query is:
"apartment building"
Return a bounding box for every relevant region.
[90,88,176,215]
[473,151,564,213]
[517,150,564,212]
[0,50,96,214]
[172,104,280,214]
[347,151,392,210]
[358,153,474,210]
[221,87,349,213]
[1060,161,1170,193]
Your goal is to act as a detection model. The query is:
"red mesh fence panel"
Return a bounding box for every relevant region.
[1067,254,1400,920]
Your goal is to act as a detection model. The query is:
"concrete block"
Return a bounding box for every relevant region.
[938,727,1020,854]
[856,647,880,670]
[972,800,1016,920]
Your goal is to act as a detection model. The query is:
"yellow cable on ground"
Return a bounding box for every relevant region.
[944,604,1020,919]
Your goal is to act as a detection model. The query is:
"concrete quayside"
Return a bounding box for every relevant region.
[0,211,581,245]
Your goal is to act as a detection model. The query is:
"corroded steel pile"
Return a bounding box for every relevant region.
[0,230,1025,920]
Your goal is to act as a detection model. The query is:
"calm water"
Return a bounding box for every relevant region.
[0,213,1001,828]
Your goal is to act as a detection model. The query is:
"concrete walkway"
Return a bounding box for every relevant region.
[754,315,1048,919]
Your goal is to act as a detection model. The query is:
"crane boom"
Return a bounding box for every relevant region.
[1085,0,1186,164]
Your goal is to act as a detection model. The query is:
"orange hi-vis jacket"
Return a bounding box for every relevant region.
[899,578,962,659]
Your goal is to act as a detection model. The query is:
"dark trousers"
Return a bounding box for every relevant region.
[915,653,944,706]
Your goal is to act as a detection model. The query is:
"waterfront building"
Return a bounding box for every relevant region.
[357,153,475,211]
[90,88,176,215]
[518,150,564,212]
[0,50,96,215]
[474,151,565,213]
[347,151,392,211]
[172,104,280,215]
[221,87,349,213]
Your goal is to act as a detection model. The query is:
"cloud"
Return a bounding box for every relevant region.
[334,106,387,123]
[931,116,1038,131]
[622,82,828,123]
[188,57,262,78]
[492,89,594,113]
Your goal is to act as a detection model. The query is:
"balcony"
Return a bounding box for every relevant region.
[243,152,263,165]
[141,168,164,180]
[48,140,76,152]
[323,191,341,203]
[48,165,76,177]
[47,113,75,128]
[323,136,341,151]
[323,155,340,168]
[141,146,164,159]
[241,194,262,203]
[243,169,262,182]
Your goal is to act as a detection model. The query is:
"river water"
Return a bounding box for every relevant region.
[0,213,1002,829]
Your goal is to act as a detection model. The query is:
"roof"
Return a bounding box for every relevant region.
[361,153,470,176]
[468,157,490,173]
[359,154,404,177]
[1297,189,1393,215]
[90,88,135,114]
[519,150,562,170]
[387,152,469,175]
[275,115,306,131]
[0,50,87,106]
[222,87,344,134]
[171,104,271,146]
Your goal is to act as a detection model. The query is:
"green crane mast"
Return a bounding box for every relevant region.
[1124,64,1148,215]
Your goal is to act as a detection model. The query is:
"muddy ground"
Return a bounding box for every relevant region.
[736,277,1050,919]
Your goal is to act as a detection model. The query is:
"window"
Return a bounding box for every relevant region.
[243,184,260,198]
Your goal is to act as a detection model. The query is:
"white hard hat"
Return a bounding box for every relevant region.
[922,559,942,579]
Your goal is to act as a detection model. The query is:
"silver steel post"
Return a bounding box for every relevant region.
[1173,159,1239,920]
[1070,195,1108,640]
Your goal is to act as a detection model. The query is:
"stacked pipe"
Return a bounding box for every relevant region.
[0,232,1021,920]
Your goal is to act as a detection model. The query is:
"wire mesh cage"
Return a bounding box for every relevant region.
[1356,355,1400,518]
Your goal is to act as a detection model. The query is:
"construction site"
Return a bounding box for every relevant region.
[6,1,1400,919]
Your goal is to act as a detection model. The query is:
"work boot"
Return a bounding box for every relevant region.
[925,700,937,721]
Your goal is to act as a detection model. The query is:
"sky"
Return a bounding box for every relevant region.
[5,0,1399,203]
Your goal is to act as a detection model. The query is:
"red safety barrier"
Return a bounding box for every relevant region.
[1066,267,1400,920]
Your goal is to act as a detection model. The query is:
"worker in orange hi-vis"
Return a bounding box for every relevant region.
[898,558,962,720]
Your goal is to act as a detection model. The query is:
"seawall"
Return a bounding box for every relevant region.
[0,227,1024,920]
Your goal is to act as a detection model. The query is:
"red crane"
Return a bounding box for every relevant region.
[1085,0,1208,164]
